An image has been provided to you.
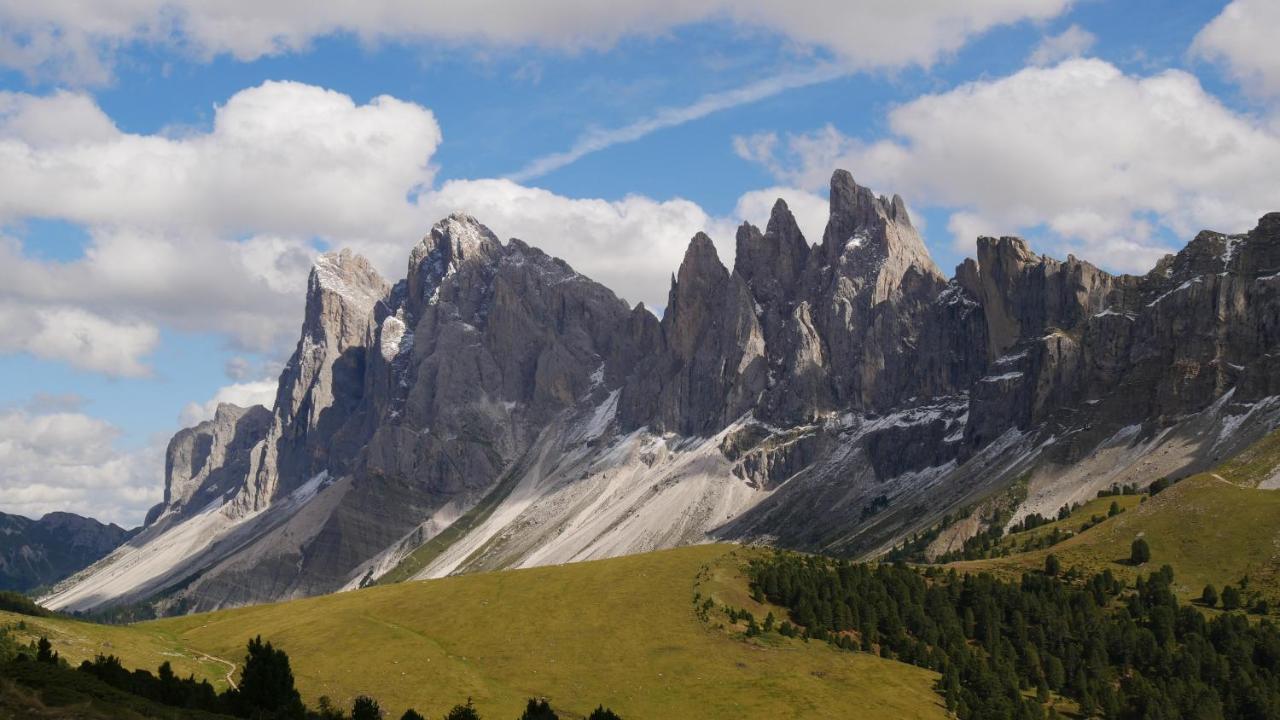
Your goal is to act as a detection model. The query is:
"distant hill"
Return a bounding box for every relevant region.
[0,512,135,593]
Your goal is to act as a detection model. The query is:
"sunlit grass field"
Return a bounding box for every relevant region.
[12,544,946,720]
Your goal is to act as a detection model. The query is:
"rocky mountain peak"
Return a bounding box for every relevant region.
[735,199,809,304]
[1243,212,1280,275]
[406,213,503,314]
[976,235,1038,267]
[827,169,886,233]
[678,232,726,278]
[664,232,731,357]
[819,170,943,296]
[1148,213,1280,297]
[300,249,390,378]
[967,234,1114,359]
[310,249,387,318]
[0,511,134,593]
[239,249,390,512]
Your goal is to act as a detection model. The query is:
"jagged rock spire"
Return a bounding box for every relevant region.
[735,199,809,304]
[821,169,942,290]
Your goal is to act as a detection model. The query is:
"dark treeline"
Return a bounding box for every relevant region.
[4,632,622,720]
[749,552,1280,720]
[0,590,55,617]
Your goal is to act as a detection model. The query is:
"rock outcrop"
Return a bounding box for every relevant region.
[42,173,1280,615]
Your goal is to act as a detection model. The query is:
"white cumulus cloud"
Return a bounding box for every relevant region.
[0,81,442,240]
[0,304,160,378]
[0,0,1070,84]
[1192,0,1280,98]
[0,81,441,369]
[0,406,163,525]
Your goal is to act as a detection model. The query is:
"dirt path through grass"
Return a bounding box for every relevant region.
[194,650,237,690]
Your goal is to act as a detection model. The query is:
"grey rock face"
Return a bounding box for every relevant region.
[619,234,767,435]
[164,403,270,518]
[45,173,1280,615]
[242,249,389,511]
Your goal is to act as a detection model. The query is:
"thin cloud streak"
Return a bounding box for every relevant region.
[507,62,851,182]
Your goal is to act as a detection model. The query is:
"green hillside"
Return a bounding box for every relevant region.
[0,610,235,691]
[13,545,946,720]
[951,475,1280,605]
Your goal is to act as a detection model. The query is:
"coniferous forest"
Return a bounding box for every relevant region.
[748,553,1280,720]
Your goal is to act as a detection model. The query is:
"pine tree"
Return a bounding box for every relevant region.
[401,711,426,720]
[352,695,383,720]
[1221,585,1242,611]
[1044,554,1061,577]
[1201,584,1218,608]
[442,697,480,720]
[35,636,57,665]
[586,707,621,720]
[518,698,558,720]
[234,635,305,720]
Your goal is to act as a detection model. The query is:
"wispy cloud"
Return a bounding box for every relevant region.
[507,62,851,182]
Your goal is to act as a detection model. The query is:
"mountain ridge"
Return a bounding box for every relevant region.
[42,170,1280,614]
[0,511,135,593]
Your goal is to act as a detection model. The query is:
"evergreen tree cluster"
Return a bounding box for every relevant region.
[749,552,1280,719]
[1097,484,1140,498]
[78,654,223,713]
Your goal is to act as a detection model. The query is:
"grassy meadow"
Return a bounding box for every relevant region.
[12,544,946,720]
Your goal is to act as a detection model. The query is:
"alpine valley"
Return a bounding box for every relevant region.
[40,170,1280,617]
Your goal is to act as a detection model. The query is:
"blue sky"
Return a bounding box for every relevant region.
[0,0,1276,524]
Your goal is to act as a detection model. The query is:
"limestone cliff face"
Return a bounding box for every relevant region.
[163,403,271,518]
[44,174,1280,615]
[234,249,389,513]
[619,233,767,436]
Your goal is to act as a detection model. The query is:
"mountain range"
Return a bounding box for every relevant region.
[41,169,1280,615]
[0,512,134,593]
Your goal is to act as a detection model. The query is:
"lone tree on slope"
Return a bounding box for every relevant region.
[1044,554,1061,577]
[1129,537,1151,565]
